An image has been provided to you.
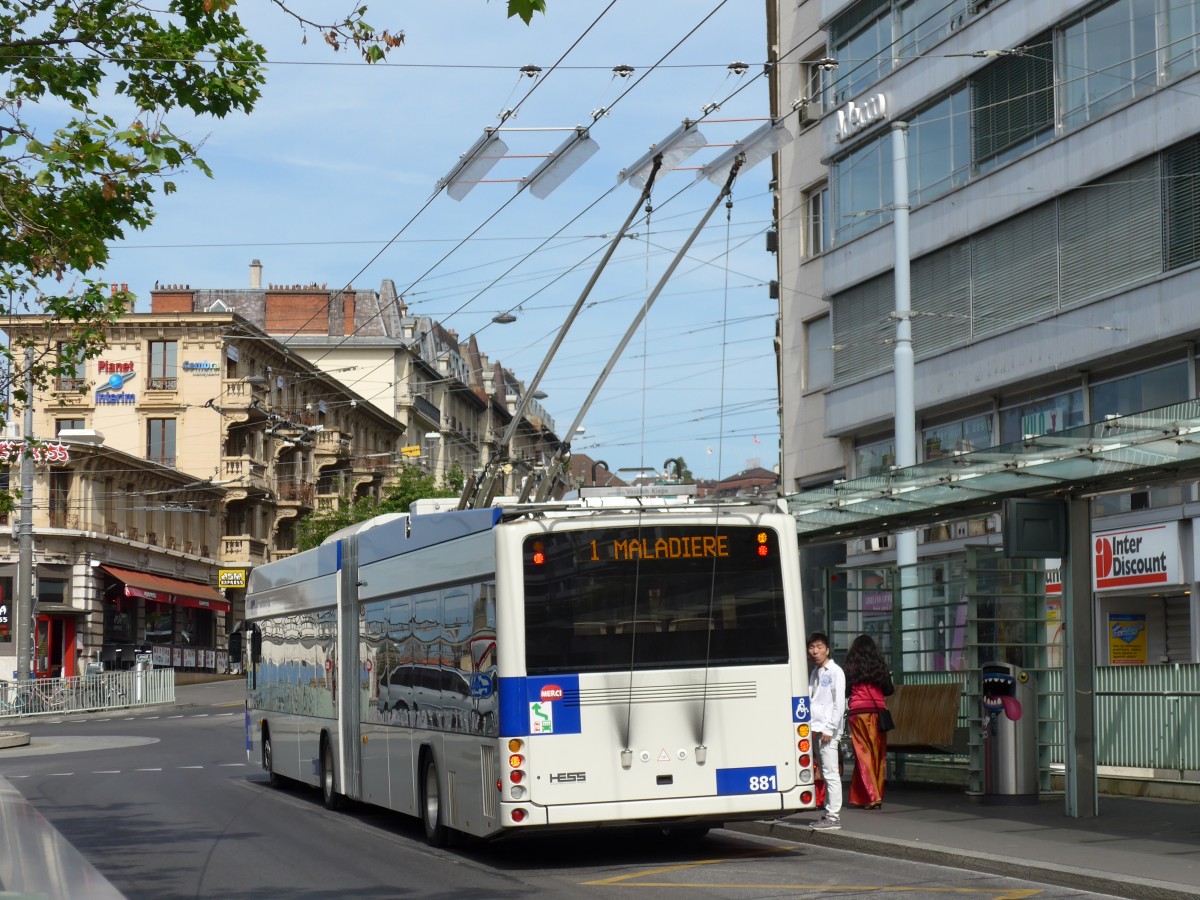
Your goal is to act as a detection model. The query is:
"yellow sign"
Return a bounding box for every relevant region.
[400,445,422,458]
[1108,613,1147,665]
[218,569,247,589]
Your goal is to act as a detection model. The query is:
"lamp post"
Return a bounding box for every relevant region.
[15,348,33,680]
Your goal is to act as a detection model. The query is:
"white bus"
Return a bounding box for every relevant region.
[244,496,818,844]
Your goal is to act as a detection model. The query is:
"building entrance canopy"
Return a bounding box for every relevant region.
[101,565,229,613]
[785,399,1200,542]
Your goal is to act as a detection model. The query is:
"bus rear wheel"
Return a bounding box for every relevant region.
[421,754,449,847]
[321,739,344,810]
[263,732,280,788]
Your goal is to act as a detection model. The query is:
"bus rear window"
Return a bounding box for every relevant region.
[522,524,789,674]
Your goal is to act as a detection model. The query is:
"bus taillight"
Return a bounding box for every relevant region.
[507,738,528,799]
[797,724,810,738]
[511,808,528,823]
[531,541,545,566]
[798,738,810,752]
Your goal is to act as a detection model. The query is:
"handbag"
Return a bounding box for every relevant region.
[878,708,895,732]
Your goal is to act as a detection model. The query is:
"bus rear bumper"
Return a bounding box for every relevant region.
[501,789,812,828]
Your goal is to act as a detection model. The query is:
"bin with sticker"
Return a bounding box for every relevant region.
[981,661,1038,804]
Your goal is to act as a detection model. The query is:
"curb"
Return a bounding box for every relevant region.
[0,731,30,750]
[726,820,1200,900]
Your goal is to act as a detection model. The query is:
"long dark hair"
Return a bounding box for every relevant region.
[844,634,889,686]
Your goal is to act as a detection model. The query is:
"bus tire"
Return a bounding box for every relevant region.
[421,753,449,847]
[263,729,280,788]
[321,737,344,810]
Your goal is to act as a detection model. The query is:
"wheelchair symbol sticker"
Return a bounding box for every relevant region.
[793,696,811,723]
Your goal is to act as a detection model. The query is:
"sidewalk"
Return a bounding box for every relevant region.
[732,784,1200,900]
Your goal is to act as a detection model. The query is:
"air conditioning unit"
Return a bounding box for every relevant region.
[798,101,823,127]
[867,535,891,552]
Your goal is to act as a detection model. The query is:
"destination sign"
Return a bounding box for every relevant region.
[593,534,730,561]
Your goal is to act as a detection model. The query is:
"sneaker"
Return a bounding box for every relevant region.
[810,815,841,831]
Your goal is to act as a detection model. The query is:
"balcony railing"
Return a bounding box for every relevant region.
[49,511,81,529]
[147,377,178,391]
[147,455,177,468]
[275,480,315,506]
[223,456,270,492]
[221,535,268,567]
[55,377,87,392]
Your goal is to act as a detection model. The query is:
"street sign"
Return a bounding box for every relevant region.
[400,446,422,458]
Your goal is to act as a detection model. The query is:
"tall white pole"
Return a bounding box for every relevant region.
[892,122,920,667]
[16,348,34,680]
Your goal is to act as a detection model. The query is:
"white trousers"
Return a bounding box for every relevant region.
[817,735,842,818]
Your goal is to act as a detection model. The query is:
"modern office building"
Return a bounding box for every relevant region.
[773,0,1200,668]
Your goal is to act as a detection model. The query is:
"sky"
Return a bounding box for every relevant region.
[100,0,781,483]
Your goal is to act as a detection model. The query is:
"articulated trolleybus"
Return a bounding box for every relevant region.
[244,495,817,843]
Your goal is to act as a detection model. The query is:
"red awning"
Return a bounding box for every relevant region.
[101,565,230,613]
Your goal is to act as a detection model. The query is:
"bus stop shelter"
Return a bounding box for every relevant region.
[783,399,1200,817]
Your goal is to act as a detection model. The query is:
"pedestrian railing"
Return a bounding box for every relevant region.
[0,669,174,718]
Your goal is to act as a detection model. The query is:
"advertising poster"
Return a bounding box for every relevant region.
[1045,597,1063,668]
[1108,613,1147,665]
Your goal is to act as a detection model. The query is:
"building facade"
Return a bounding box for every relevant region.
[3,310,407,671]
[0,438,226,679]
[149,265,560,496]
[774,0,1200,667]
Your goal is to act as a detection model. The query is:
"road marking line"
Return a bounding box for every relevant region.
[191,714,210,718]
[178,765,204,769]
[168,715,185,719]
[136,768,163,772]
[92,770,121,774]
[219,763,247,767]
[46,773,74,777]
[145,716,160,720]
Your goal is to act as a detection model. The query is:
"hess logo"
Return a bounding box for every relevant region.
[540,684,564,702]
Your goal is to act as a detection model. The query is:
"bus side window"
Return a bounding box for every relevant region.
[250,625,262,664]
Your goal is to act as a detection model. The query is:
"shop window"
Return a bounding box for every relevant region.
[998,389,1085,444]
[1090,361,1188,421]
[0,576,12,644]
[104,593,135,645]
[146,603,174,643]
[923,413,993,461]
[854,436,895,477]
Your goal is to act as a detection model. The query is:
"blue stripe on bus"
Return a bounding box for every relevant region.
[498,674,581,736]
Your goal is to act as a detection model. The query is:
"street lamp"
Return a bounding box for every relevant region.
[15,417,105,680]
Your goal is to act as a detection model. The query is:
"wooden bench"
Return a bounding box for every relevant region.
[886,681,967,754]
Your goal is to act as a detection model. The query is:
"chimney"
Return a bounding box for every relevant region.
[249,259,263,289]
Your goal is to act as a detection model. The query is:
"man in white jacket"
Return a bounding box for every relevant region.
[807,631,846,830]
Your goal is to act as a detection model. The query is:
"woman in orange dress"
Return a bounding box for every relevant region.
[845,634,893,809]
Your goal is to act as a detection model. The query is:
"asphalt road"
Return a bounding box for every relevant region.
[3,686,1120,899]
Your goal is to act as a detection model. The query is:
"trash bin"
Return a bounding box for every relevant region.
[133,651,152,702]
[981,661,1038,805]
